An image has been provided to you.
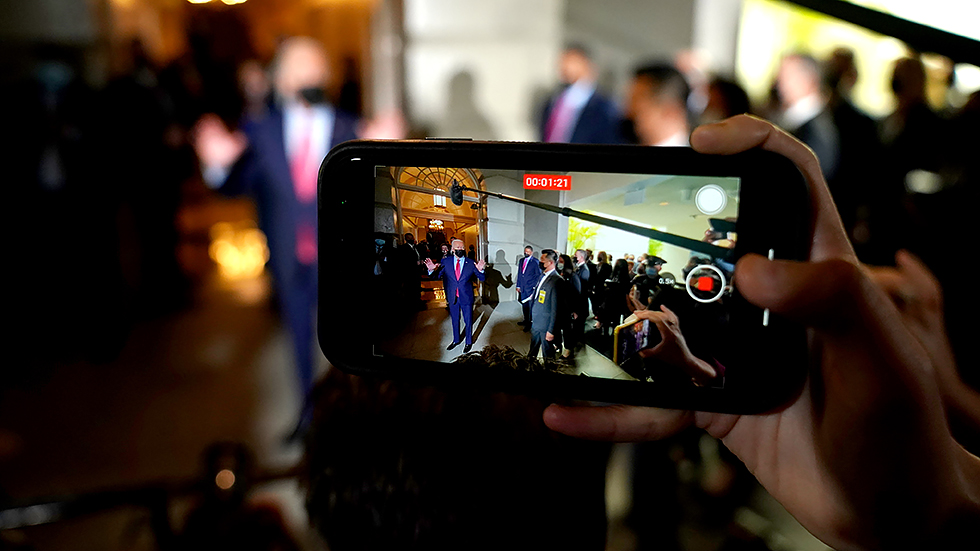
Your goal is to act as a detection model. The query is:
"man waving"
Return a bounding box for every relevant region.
[425,239,486,353]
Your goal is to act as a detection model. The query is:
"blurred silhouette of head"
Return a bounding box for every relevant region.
[274,37,330,106]
[304,366,607,551]
[702,78,751,124]
[777,53,822,108]
[626,63,691,146]
[890,56,927,110]
[824,47,859,98]
[559,44,595,86]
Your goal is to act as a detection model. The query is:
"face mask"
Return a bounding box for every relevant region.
[646,268,658,277]
[524,252,530,258]
[375,238,386,247]
[539,261,546,270]
[299,86,326,105]
[454,249,466,258]
[556,263,565,272]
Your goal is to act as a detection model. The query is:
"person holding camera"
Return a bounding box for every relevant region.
[544,115,980,550]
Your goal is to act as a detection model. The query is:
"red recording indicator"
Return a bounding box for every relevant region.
[523,174,571,190]
[696,276,714,292]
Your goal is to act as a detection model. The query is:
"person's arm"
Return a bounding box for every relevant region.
[193,114,248,190]
[474,259,486,280]
[543,115,980,550]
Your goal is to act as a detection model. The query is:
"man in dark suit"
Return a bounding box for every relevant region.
[424,238,486,354]
[776,53,840,181]
[529,249,562,359]
[539,45,622,145]
[515,245,542,332]
[193,37,358,432]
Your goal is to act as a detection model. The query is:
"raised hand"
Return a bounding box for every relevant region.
[423,258,437,272]
[475,259,486,272]
[192,114,247,169]
[634,305,716,385]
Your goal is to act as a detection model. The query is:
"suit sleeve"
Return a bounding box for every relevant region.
[546,279,561,334]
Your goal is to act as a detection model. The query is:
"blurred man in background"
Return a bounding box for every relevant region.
[625,63,692,147]
[193,36,359,441]
[776,53,840,181]
[539,44,622,144]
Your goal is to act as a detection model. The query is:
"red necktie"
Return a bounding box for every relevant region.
[522,257,528,273]
[544,92,571,142]
[291,114,318,264]
[455,259,461,298]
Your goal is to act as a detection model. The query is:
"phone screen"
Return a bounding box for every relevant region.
[372,165,739,389]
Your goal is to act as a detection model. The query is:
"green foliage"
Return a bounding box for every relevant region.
[647,239,663,257]
[567,219,599,255]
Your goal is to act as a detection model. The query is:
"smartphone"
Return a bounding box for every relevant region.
[318,140,809,413]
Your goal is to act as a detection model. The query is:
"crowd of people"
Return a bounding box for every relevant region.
[11,15,980,550]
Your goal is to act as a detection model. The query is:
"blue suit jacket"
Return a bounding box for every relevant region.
[515,255,542,301]
[222,106,358,286]
[435,256,485,306]
[540,88,623,145]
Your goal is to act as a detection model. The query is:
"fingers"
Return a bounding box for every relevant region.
[691,115,854,263]
[735,254,874,332]
[543,404,693,441]
[895,250,943,311]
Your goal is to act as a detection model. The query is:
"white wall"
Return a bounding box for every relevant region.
[403,0,564,141]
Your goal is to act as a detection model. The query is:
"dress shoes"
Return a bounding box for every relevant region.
[463,343,472,353]
[447,341,461,351]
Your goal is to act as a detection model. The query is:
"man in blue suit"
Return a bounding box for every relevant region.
[540,45,623,145]
[515,245,542,332]
[424,239,486,354]
[194,37,358,435]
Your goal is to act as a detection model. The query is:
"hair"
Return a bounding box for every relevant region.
[304,366,608,551]
[540,249,557,264]
[784,52,821,84]
[612,259,631,282]
[597,251,608,264]
[708,77,751,118]
[575,249,587,261]
[563,42,593,61]
[524,245,534,252]
[559,254,574,276]
[451,238,464,248]
[633,62,691,111]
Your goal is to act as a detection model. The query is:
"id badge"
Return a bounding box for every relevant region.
[538,290,546,303]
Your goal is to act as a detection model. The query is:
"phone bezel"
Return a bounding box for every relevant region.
[318,140,809,413]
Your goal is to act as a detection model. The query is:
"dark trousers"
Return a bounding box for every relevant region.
[449,299,474,344]
[279,262,318,401]
[529,329,559,359]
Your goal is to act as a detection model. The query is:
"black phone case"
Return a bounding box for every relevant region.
[318,140,809,413]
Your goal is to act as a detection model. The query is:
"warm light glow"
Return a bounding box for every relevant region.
[209,222,270,280]
[186,0,212,4]
[215,469,236,490]
[221,0,248,4]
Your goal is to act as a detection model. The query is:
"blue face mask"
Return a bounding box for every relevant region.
[375,239,386,247]
[646,268,658,277]
[556,263,565,272]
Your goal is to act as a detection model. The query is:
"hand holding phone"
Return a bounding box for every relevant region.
[543,115,980,550]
